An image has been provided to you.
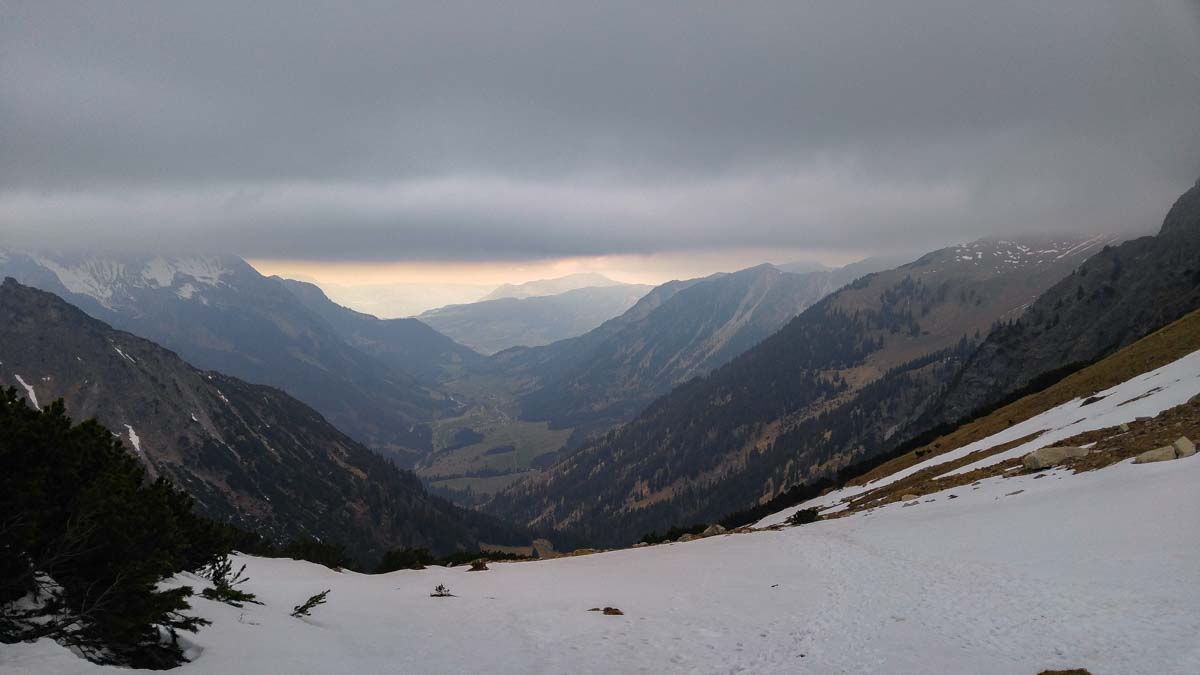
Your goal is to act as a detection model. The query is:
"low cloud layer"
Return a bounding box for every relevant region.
[2,1,1198,262]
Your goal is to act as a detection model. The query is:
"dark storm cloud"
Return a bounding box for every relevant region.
[1,1,1198,260]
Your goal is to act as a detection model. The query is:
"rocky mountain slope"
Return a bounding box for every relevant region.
[276,277,488,383]
[0,278,525,564]
[488,235,1113,544]
[923,178,1200,430]
[517,262,886,435]
[0,252,449,463]
[419,284,653,354]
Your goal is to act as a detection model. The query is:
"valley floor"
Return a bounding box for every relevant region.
[4,451,1198,674]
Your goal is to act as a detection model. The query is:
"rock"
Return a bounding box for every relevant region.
[468,559,489,572]
[1021,446,1089,470]
[632,542,649,548]
[587,607,600,611]
[569,548,598,556]
[701,524,727,537]
[602,607,624,616]
[1133,446,1178,464]
[1118,423,1130,433]
[900,494,919,501]
[1173,436,1195,458]
[677,533,697,543]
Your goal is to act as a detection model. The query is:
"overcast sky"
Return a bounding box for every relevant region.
[2,1,1199,283]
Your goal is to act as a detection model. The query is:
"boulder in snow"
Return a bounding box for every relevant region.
[900,494,920,501]
[677,533,697,543]
[701,524,726,537]
[1021,446,1089,470]
[468,559,489,572]
[1173,436,1195,458]
[1133,446,1178,464]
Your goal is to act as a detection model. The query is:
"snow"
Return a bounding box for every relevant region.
[142,257,178,287]
[759,347,1200,524]
[13,373,40,410]
[14,254,229,308]
[124,424,142,454]
[176,283,199,300]
[3,454,1197,674]
[112,345,137,364]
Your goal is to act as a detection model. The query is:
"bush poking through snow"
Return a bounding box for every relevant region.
[430,584,454,598]
[291,590,330,618]
[200,556,261,608]
[0,390,235,668]
[786,508,820,526]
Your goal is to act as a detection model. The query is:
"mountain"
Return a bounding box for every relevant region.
[480,272,624,301]
[517,262,893,436]
[921,178,1200,430]
[0,278,528,565]
[419,284,654,355]
[488,235,1113,544]
[419,258,904,500]
[0,251,449,464]
[275,277,488,383]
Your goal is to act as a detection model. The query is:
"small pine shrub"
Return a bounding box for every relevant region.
[199,556,261,608]
[290,590,330,618]
[786,508,820,526]
[430,584,453,598]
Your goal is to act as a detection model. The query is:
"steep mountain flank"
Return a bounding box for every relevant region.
[276,277,488,383]
[0,252,448,462]
[0,279,524,564]
[419,284,653,355]
[488,236,1110,544]
[518,263,873,433]
[924,179,1200,429]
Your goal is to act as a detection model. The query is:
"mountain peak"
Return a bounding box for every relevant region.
[1159,178,1200,238]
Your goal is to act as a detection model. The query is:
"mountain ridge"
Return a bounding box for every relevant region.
[0,278,528,564]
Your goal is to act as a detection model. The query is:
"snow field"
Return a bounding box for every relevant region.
[4,451,1198,674]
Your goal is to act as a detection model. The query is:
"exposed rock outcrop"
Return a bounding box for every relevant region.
[1022,446,1089,470]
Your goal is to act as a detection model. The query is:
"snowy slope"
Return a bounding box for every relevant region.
[5,447,1198,673]
[759,347,1200,526]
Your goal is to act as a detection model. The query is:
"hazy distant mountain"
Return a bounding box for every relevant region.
[419,284,653,355]
[481,272,624,301]
[276,277,488,383]
[0,279,527,564]
[0,251,449,463]
[321,281,495,318]
[490,235,1114,545]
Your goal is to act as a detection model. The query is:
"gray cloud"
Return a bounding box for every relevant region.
[2,1,1198,261]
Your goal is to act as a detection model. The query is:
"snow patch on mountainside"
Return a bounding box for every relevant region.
[13,373,39,410]
[124,424,142,454]
[6,253,231,308]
